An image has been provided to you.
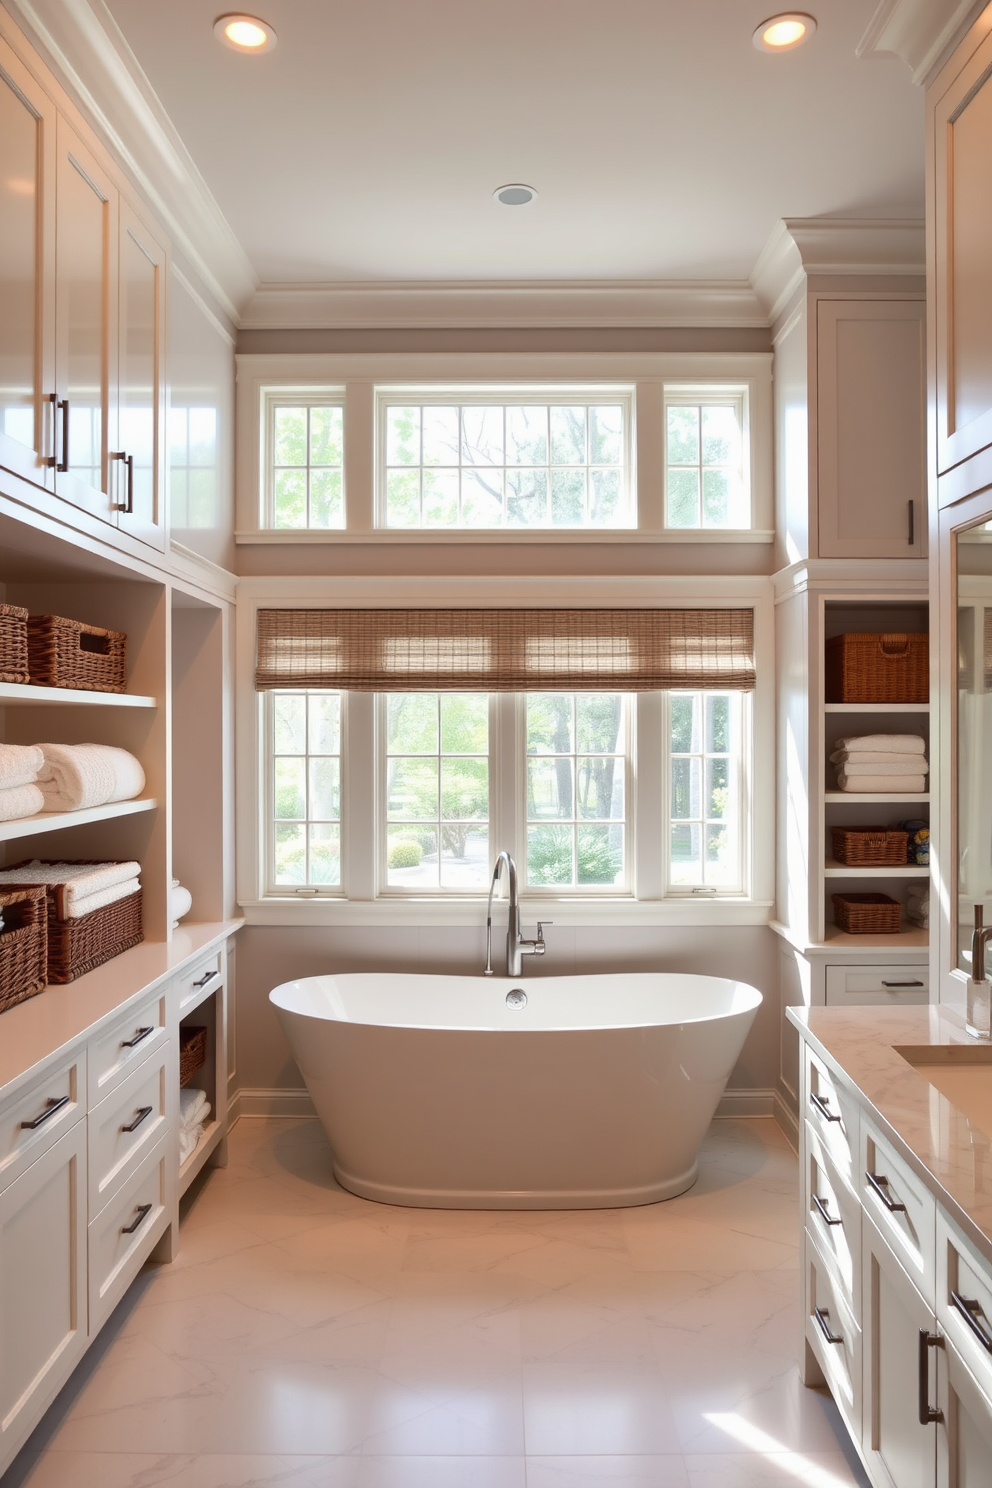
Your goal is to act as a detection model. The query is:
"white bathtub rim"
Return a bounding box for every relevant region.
[330,1158,699,1209]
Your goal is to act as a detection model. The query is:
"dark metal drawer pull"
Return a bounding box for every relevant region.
[20,1094,70,1130]
[121,1203,152,1235]
[56,398,69,473]
[121,1105,153,1134]
[120,1026,154,1049]
[814,1306,843,1345]
[950,1291,992,1353]
[918,1330,943,1424]
[866,1171,907,1212]
[882,980,924,988]
[810,1090,842,1123]
[191,970,218,989]
[812,1194,843,1226]
[908,498,915,548]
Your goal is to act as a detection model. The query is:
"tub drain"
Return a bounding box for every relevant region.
[506,988,527,1008]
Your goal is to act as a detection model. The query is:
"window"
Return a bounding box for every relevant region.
[668,691,745,891]
[526,694,628,888]
[264,396,344,529]
[379,391,632,529]
[665,389,748,529]
[267,691,342,889]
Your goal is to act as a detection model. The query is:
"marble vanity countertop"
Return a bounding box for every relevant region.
[788,1003,992,1266]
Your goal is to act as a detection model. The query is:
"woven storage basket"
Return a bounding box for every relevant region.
[179,1025,208,1086]
[0,862,143,983]
[26,614,127,693]
[825,632,928,704]
[0,604,30,685]
[831,826,910,866]
[832,892,902,935]
[0,887,48,1014]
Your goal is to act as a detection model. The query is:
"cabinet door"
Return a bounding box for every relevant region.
[54,117,117,522]
[938,1340,992,1487]
[0,1121,86,1471]
[115,201,166,549]
[817,300,926,559]
[0,41,56,490]
[862,1214,938,1488]
[933,24,992,476]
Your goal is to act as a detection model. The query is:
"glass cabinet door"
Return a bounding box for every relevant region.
[0,43,56,489]
[116,204,165,548]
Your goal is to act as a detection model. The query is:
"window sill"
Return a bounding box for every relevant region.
[239,897,774,928]
[236,529,775,545]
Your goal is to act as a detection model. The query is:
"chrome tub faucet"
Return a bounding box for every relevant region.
[484,851,551,977]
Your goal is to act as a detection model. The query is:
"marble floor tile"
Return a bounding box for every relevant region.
[8,1117,872,1488]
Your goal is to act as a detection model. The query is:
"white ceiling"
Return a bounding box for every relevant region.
[101,0,925,285]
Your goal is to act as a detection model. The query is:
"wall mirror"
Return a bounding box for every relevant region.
[957,517,992,970]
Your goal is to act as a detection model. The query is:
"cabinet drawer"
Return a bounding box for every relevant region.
[175,949,223,1017]
[825,964,929,1006]
[0,1056,83,1195]
[805,1238,861,1429]
[805,1121,861,1311]
[88,1137,171,1333]
[937,1209,992,1407]
[861,1116,936,1303]
[804,1045,860,1188]
[88,987,168,1108]
[88,1044,171,1217]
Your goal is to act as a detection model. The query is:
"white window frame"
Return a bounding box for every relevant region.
[237,575,774,926]
[663,689,751,897]
[260,386,347,530]
[663,386,751,531]
[236,353,773,544]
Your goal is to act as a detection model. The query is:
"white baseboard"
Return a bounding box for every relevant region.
[230,1088,316,1121]
[773,1089,799,1151]
[713,1087,777,1119]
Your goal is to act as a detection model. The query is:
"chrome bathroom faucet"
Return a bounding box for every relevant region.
[484,851,551,977]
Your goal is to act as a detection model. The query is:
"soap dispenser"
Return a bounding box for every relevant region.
[967,904,992,1039]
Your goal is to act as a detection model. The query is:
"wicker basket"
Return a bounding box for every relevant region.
[831,826,910,866]
[0,604,30,684]
[825,633,929,704]
[179,1025,208,1086]
[44,889,143,984]
[832,892,902,935]
[26,614,127,693]
[0,888,48,1014]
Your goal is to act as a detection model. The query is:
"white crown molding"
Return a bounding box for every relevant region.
[1,0,256,322]
[751,217,926,324]
[238,280,768,332]
[857,0,988,85]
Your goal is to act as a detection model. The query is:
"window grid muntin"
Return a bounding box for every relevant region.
[524,693,630,892]
[376,388,634,530]
[664,388,748,530]
[667,689,745,892]
[264,393,345,530]
[380,692,492,894]
[266,690,343,892]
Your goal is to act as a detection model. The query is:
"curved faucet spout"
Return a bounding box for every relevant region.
[484,852,550,978]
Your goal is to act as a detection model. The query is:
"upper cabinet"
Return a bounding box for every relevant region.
[931,14,992,482]
[0,37,167,552]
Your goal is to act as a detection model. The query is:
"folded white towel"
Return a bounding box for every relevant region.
[179,1087,209,1127]
[0,859,140,901]
[837,773,927,793]
[834,734,926,755]
[0,783,44,822]
[179,1124,203,1164]
[37,744,144,812]
[830,749,929,767]
[834,758,929,777]
[0,744,43,790]
[66,878,140,920]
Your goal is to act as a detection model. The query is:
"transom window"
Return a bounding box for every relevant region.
[665,390,748,529]
[265,396,344,529]
[377,390,633,529]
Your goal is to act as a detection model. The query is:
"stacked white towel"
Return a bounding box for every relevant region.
[179,1087,210,1164]
[830,734,928,793]
[0,744,44,822]
[37,743,144,812]
[0,860,141,919]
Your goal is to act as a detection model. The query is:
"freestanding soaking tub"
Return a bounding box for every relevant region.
[269,972,762,1209]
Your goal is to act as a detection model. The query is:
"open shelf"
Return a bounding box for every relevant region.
[825,792,929,804]
[178,1117,224,1197]
[824,859,929,878]
[0,682,156,708]
[0,796,157,843]
[822,925,929,949]
[824,702,930,713]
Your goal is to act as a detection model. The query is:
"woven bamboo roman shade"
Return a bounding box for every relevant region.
[255,608,755,692]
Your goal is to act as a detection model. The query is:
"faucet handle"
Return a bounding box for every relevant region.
[536,920,553,943]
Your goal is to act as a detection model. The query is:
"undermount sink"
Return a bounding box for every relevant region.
[896,1044,992,1138]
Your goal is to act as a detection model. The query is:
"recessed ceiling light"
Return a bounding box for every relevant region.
[494,184,537,206]
[752,13,816,51]
[214,13,277,53]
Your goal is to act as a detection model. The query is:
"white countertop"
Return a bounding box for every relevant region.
[0,919,242,1099]
[789,1003,992,1266]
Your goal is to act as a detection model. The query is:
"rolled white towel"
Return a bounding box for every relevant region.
[837,773,927,793]
[37,744,144,812]
[179,1087,209,1127]
[0,783,44,822]
[834,758,929,777]
[834,734,926,755]
[830,749,929,767]
[66,877,140,920]
[170,883,192,925]
[179,1124,203,1164]
[0,744,43,789]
